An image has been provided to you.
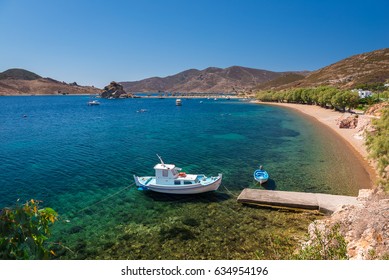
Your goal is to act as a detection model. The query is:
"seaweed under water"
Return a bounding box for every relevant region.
[51,188,321,260]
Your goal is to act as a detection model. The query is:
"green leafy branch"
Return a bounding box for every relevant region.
[0,199,58,259]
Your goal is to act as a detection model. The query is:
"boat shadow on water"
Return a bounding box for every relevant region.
[143,190,231,203]
[258,178,277,190]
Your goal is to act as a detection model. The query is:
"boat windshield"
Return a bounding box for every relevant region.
[171,168,179,176]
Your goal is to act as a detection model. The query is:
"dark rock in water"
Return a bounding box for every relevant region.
[159,225,195,241]
[100,81,133,99]
[68,225,84,234]
[182,217,200,227]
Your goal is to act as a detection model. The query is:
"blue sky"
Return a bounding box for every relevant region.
[0,0,388,88]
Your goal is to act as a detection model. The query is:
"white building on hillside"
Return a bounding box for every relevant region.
[354,89,373,98]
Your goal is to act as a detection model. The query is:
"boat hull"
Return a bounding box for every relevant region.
[253,170,269,184]
[134,174,222,194]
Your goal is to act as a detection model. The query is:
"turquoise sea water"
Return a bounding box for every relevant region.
[0,96,371,259]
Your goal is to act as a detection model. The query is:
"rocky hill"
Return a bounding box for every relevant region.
[261,48,389,90]
[120,66,300,93]
[0,68,101,95]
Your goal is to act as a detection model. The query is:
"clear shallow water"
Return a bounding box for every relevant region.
[0,96,371,259]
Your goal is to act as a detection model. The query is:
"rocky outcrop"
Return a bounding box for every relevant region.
[306,188,389,259]
[336,114,358,128]
[100,81,133,99]
[365,102,389,117]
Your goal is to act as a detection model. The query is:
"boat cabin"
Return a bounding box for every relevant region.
[154,163,203,185]
[154,163,179,184]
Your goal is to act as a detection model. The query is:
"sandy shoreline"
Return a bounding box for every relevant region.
[256,102,377,184]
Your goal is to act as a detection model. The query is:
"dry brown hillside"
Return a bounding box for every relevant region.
[0,68,101,95]
[120,66,293,93]
[286,48,389,90]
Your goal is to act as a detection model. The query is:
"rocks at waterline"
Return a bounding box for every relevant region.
[304,188,389,260]
[100,81,134,99]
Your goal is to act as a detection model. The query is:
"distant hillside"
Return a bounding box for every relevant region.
[121,66,296,93]
[264,48,389,90]
[303,48,389,88]
[4,48,387,95]
[0,68,101,95]
[0,68,42,80]
[254,72,307,90]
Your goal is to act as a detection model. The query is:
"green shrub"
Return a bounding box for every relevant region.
[365,104,389,189]
[294,223,348,260]
[0,199,58,259]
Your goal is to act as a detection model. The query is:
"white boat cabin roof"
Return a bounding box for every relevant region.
[154,163,178,170]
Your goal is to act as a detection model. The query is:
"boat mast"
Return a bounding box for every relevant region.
[156,154,165,165]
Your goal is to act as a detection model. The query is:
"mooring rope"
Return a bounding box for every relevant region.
[222,184,238,198]
[62,182,136,222]
[77,183,135,214]
[62,182,240,223]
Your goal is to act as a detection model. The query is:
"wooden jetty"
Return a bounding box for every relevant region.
[237,188,359,214]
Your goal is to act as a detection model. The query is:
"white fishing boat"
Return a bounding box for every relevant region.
[176,98,182,106]
[133,155,222,194]
[88,100,100,106]
[253,166,269,184]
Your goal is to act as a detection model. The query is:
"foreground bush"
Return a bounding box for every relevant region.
[0,199,57,259]
[365,104,389,189]
[295,223,348,260]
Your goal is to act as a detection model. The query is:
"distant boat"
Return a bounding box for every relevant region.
[253,166,269,184]
[133,155,222,194]
[176,98,182,106]
[88,100,100,106]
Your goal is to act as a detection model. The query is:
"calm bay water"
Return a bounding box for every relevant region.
[0,96,371,259]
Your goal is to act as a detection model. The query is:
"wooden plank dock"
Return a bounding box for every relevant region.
[237,188,359,214]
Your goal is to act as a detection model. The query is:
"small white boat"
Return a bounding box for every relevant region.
[134,155,222,194]
[88,100,100,106]
[253,166,269,184]
[176,99,182,106]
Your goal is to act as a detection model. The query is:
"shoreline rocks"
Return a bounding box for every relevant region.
[306,188,389,259]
